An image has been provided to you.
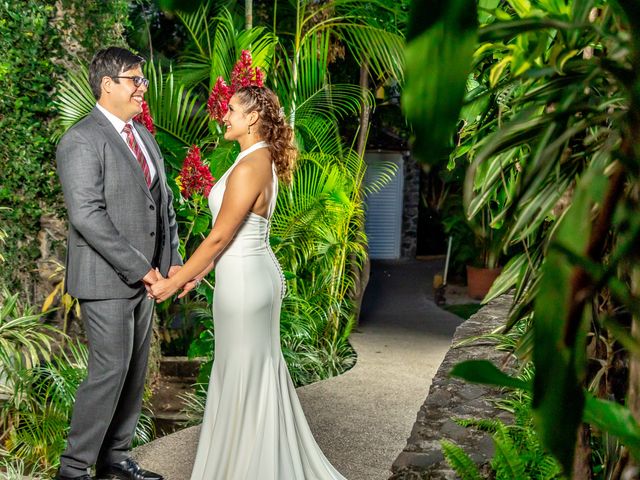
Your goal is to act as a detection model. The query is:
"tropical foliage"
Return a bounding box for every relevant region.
[442,392,565,480]
[0,0,129,303]
[407,0,640,477]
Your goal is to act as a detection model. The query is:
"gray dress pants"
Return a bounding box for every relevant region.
[59,289,154,477]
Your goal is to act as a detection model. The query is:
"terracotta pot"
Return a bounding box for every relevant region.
[466,265,503,300]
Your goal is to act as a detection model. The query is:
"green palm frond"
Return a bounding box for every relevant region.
[0,289,59,375]
[144,61,210,154]
[6,406,67,471]
[278,28,331,105]
[132,408,156,447]
[179,386,208,426]
[176,8,276,88]
[0,454,44,480]
[334,23,405,81]
[363,158,398,196]
[295,116,343,156]
[52,65,95,140]
[300,0,405,82]
[277,29,371,125]
[295,83,370,123]
[272,155,338,237]
[175,0,215,61]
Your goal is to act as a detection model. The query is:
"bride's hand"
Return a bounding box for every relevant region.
[150,270,180,302]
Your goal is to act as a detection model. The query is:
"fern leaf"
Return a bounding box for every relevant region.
[492,428,527,480]
[441,439,484,480]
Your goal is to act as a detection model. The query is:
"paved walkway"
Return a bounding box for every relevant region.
[133,259,464,479]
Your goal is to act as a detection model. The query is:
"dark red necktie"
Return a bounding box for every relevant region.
[122,123,151,187]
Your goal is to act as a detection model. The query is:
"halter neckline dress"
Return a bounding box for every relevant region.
[190,140,346,479]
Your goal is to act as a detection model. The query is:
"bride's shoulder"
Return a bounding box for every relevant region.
[231,153,272,182]
[238,149,272,172]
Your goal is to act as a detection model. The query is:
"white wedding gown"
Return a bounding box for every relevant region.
[190,141,346,480]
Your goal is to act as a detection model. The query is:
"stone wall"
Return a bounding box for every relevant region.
[401,151,419,259]
[390,295,514,479]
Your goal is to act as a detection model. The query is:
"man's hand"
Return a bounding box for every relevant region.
[142,269,159,296]
[142,268,158,286]
[150,269,179,303]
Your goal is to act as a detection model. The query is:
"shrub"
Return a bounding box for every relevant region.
[0,0,129,303]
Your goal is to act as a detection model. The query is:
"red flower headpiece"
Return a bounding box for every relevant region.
[207,50,265,124]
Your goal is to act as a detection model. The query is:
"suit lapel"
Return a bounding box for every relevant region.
[90,108,153,202]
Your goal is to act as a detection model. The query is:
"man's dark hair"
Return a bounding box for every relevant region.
[89,47,146,100]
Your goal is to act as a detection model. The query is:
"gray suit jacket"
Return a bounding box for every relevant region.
[57,107,183,299]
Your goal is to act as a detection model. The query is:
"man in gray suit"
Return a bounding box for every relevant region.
[56,47,187,480]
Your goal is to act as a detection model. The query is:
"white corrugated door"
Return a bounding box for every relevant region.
[364,151,404,259]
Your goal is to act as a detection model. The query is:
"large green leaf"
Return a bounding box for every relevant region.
[583,393,640,461]
[403,1,478,164]
[449,359,530,391]
[532,156,608,473]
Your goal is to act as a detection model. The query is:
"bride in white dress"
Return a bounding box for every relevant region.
[150,86,346,480]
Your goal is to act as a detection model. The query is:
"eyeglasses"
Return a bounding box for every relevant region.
[112,76,149,88]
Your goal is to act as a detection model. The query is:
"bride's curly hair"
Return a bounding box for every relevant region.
[235,86,296,184]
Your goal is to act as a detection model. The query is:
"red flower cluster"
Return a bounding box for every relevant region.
[206,50,265,124]
[231,50,264,91]
[207,77,232,126]
[134,100,155,135]
[177,145,215,199]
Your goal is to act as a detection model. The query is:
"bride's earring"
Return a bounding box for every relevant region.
[248,125,252,135]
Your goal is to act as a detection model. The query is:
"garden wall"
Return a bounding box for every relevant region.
[390,295,513,479]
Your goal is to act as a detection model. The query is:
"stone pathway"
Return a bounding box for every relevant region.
[133,259,465,479]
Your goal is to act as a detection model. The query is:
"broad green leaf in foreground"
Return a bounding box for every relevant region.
[449,360,530,391]
[532,157,607,473]
[402,0,477,165]
[583,393,640,460]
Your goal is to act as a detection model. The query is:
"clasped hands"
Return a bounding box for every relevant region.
[142,265,200,303]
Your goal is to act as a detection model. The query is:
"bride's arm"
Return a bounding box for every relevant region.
[175,260,215,299]
[151,161,264,301]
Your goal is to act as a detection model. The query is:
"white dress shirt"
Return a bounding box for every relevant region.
[96,103,157,182]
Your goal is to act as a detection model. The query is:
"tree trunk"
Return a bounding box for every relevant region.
[356,62,370,158]
[351,61,372,324]
[571,424,592,480]
[245,0,253,30]
[629,267,640,469]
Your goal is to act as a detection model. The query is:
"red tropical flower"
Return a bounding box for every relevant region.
[207,76,233,125]
[230,50,264,90]
[207,50,265,124]
[134,100,155,135]
[176,145,215,199]
[254,67,265,87]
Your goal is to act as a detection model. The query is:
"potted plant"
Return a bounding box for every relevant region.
[441,199,504,300]
[465,204,504,300]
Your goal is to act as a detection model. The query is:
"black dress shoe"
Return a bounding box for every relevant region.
[96,458,163,480]
[53,470,92,480]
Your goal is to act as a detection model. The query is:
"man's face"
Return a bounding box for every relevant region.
[100,65,147,121]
